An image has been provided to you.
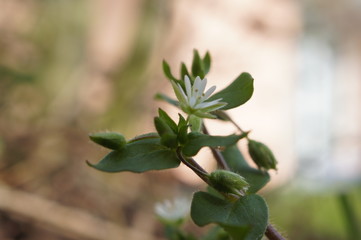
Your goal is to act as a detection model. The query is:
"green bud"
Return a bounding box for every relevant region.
[154,117,173,136]
[160,132,178,149]
[89,132,126,150]
[128,132,159,143]
[248,139,278,171]
[189,114,202,132]
[177,125,188,145]
[209,170,249,196]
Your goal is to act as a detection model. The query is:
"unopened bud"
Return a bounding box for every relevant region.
[248,139,277,171]
[209,170,249,196]
[89,132,126,151]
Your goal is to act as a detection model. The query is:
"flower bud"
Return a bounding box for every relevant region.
[160,132,178,149]
[89,132,126,151]
[209,170,249,196]
[154,117,174,136]
[248,139,277,170]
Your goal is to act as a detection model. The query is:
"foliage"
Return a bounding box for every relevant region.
[88,50,281,240]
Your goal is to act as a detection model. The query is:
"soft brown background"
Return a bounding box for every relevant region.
[0,0,360,239]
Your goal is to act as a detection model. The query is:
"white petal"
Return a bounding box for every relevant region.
[189,95,197,107]
[184,76,192,98]
[193,76,202,97]
[195,99,223,109]
[197,78,207,97]
[202,85,216,101]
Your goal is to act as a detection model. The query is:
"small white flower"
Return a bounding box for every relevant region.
[171,76,227,118]
[154,198,190,224]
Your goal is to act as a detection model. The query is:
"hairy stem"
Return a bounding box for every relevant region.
[265,224,285,240]
[203,123,285,240]
[202,125,230,170]
[176,148,210,184]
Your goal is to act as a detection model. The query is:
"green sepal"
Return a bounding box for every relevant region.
[189,115,202,132]
[191,191,268,240]
[221,144,270,193]
[209,170,249,196]
[89,132,126,150]
[191,50,205,79]
[182,132,246,156]
[208,72,254,110]
[87,137,180,173]
[248,139,278,170]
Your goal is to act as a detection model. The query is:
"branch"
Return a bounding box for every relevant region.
[202,125,230,170]
[203,123,286,240]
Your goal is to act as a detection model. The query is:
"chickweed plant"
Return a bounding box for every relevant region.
[88,50,284,240]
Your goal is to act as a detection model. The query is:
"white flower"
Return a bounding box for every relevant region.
[154,198,190,224]
[171,76,227,118]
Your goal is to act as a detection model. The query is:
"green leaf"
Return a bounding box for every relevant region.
[163,60,178,81]
[87,137,180,173]
[158,108,178,134]
[154,117,174,136]
[203,51,211,75]
[191,50,205,79]
[208,72,254,110]
[191,191,268,240]
[128,132,159,143]
[182,132,245,156]
[180,62,191,80]
[89,132,126,150]
[155,93,180,107]
[221,144,270,193]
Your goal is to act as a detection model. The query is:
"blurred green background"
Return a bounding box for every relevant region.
[0,0,360,239]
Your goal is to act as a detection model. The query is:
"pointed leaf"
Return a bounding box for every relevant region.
[180,62,191,80]
[158,108,178,133]
[208,73,254,110]
[191,191,268,240]
[191,50,205,79]
[203,51,211,75]
[163,60,178,81]
[182,132,245,156]
[155,93,180,107]
[87,138,180,172]
[89,132,126,150]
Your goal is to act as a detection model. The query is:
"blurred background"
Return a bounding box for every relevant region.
[0,0,360,239]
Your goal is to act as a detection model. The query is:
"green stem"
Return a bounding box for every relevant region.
[338,192,360,240]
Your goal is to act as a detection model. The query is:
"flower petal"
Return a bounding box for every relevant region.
[197,78,207,98]
[184,76,192,99]
[202,85,216,101]
[193,76,202,97]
